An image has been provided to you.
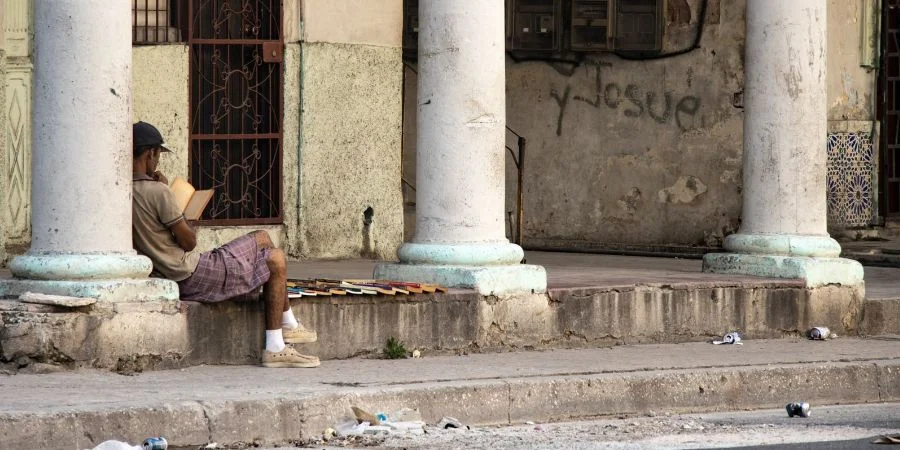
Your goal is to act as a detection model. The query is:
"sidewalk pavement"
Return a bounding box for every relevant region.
[4,251,900,298]
[284,251,900,299]
[2,337,898,449]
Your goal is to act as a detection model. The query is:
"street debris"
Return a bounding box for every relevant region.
[352,405,382,425]
[808,326,837,340]
[872,433,900,444]
[785,402,810,418]
[141,437,167,449]
[437,416,465,429]
[712,332,743,345]
[339,406,427,437]
[88,441,140,450]
[412,349,422,358]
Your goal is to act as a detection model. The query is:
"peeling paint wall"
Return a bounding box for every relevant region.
[824,1,880,229]
[133,46,189,183]
[297,1,404,259]
[826,0,876,124]
[404,0,745,248]
[400,0,880,248]
[510,0,745,248]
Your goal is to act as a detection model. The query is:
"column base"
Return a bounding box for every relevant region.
[0,278,179,302]
[9,252,153,280]
[702,253,864,288]
[374,262,547,296]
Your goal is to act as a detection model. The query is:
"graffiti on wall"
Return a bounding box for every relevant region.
[550,61,701,136]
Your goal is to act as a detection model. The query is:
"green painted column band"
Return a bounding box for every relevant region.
[724,233,842,258]
[398,242,525,266]
[9,253,153,280]
[703,253,864,288]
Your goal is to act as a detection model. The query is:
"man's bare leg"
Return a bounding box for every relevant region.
[263,248,287,330]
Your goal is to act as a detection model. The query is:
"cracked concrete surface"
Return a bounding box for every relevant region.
[0,337,897,449]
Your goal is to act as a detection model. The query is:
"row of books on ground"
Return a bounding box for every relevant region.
[286,279,448,298]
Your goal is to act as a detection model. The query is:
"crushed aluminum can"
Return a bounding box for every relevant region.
[808,327,831,340]
[785,402,810,418]
[712,332,743,345]
[142,437,168,450]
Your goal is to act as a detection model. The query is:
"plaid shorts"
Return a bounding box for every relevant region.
[178,234,272,303]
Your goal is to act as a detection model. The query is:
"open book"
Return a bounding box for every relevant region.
[169,177,214,221]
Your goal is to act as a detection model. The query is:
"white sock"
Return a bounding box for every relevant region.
[282,310,299,329]
[265,329,285,353]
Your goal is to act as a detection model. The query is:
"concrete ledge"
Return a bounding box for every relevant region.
[861,298,900,335]
[0,358,896,449]
[0,282,867,370]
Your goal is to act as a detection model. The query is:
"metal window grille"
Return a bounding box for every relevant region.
[133,0,188,44]
[188,0,284,225]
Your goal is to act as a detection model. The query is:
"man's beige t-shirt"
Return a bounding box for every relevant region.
[132,174,200,281]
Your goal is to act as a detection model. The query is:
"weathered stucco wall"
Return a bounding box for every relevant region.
[404,0,745,248]
[826,0,877,124]
[513,0,745,248]
[133,45,189,182]
[298,42,403,259]
[302,0,402,47]
[297,1,404,259]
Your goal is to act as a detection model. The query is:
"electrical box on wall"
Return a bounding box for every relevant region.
[614,0,662,53]
[570,0,613,51]
[508,0,562,52]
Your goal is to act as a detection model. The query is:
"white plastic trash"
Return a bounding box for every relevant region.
[712,332,743,345]
[89,441,141,450]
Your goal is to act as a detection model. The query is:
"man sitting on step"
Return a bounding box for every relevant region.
[130,121,320,369]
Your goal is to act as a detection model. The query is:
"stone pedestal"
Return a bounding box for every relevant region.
[0,0,177,302]
[374,0,546,295]
[703,0,863,287]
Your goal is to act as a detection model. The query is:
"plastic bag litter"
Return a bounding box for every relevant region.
[89,441,141,450]
[437,416,465,429]
[336,418,425,437]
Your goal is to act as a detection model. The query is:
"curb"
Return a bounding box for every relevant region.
[1,359,897,449]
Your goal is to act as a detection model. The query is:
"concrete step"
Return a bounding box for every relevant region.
[0,338,897,450]
[0,279,868,372]
[861,297,900,335]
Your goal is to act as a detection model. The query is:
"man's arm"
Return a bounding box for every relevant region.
[170,218,197,252]
[152,182,197,252]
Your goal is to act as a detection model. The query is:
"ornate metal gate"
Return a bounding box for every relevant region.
[189,0,283,225]
[881,0,900,218]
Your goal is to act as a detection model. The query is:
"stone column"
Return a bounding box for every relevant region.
[0,0,177,301]
[375,0,546,295]
[703,0,863,287]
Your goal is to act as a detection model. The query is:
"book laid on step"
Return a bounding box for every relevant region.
[169,177,213,221]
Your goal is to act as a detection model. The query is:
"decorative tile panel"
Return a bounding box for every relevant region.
[827,132,876,227]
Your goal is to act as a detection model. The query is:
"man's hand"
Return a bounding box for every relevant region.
[152,171,169,185]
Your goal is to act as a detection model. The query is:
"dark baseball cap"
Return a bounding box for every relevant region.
[133,121,171,155]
